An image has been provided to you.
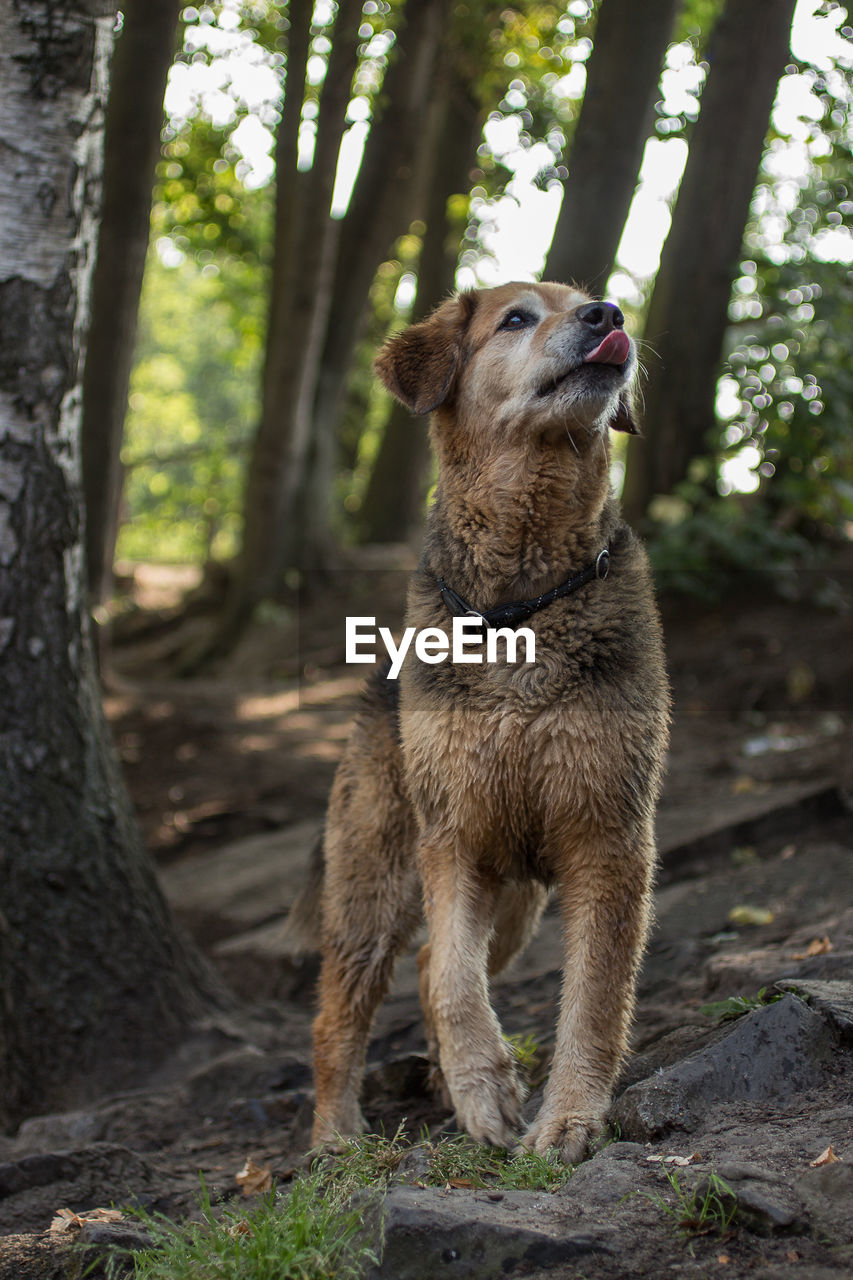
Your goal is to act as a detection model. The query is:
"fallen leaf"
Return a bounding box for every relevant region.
[728,905,774,926]
[50,1209,83,1234]
[50,1206,124,1234]
[447,1178,474,1188]
[786,1250,801,1262]
[810,1145,841,1167]
[235,1157,272,1196]
[228,1219,253,1238]
[646,1153,695,1166]
[732,776,759,795]
[792,936,834,960]
[779,843,796,860]
[717,1254,730,1264]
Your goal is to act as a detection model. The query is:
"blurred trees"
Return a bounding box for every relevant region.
[82,0,183,606]
[82,0,852,634]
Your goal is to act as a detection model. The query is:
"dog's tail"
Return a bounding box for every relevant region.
[280,831,325,954]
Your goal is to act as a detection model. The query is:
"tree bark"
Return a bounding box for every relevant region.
[208,0,364,656]
[358,71,481,545]
[0,0,223,1130]
[305,0,454,537]
[621,0,798,524]
[545,0,680,292]
[80,0,182,606]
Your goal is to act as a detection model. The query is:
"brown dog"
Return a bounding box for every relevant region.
[309,281,669,1162]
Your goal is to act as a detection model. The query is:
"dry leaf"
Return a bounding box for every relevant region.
[786,1250,801,1262]
[646,1153,695,1166]
[228,1219,253,1238]
[50,1209,83,1234]
[779,844,796,860]
[810,1145,841,1167]
[447,1178,474,1189]
[732,776,759,795]
[49,1206,124,1234]
[792,936,833,960]
[235,1157,273,1196]
[717,1254,730,1265]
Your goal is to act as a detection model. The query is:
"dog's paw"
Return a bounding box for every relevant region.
[449,1058,525,1148]
[518,1111,603,1165]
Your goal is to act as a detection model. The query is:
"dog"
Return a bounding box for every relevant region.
[307,281,670,1162]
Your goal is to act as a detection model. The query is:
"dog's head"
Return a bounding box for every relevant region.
[375,282,639,441]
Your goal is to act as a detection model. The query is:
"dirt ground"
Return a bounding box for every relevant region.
[1,548,852,1278]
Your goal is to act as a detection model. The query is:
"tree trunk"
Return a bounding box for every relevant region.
[545,0,680,292]
[305,0,454,542]
[81,0,182,606]
[207,0,364,657]
[621,0,797,524]
[358,72,480,545]
[0,0,222,1131]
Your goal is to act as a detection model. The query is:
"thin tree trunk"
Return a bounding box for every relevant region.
[0,0,223,1130]
[206,0,364,659]
[545,0,680,292]
[81,0,182,607]
[622,0,798,524]
[306,0,454,525]
[359,72,480,545]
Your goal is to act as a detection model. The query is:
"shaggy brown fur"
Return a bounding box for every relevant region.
[309,282,669,1162]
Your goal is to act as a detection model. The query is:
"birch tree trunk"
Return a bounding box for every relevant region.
[0,0,222,1131]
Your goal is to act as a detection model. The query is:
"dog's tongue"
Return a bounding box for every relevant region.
[583,330,630,365]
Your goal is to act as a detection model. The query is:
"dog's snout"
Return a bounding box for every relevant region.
[576,301,624,333]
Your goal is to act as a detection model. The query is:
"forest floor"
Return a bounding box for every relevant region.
[1,548,852,1279]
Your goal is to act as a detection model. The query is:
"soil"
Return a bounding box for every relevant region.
[1,549,852,1278]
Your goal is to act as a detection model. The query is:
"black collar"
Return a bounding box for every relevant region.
[436,548,610,631]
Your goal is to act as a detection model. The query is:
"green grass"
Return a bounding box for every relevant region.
[327,1125,574,1194]
[109,1126,574,1280]
[119,1174,376,1280]
[643,1166,737,1242]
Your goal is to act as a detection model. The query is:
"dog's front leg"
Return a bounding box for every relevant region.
[521,830,654,1163]
[419,841,524,1147]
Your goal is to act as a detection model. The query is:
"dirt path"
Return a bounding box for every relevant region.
[1,563,851,1277]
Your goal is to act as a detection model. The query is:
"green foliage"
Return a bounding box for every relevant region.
[699,987,782,1023]
[323,1126,574,1194]
[124,1175,375,1280]
[118,248,264,564]
[643,1167,737,1242]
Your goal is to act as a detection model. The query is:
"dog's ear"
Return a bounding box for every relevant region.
[375,291,478,415]
[610,387,641,435]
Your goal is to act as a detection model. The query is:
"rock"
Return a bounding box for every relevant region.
[795,1162,853,1246]
[0,1144,152,1235]
[612,994,837,1141]
[775,979,853,1041]
[708,1164,808,1235]
[361,1185,613,1279]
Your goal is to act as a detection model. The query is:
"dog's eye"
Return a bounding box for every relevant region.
[498,309,535,332]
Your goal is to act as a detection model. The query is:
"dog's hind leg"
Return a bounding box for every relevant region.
[418,846,528,1147]
[311,685,421,1149]
[312,839,421,1147]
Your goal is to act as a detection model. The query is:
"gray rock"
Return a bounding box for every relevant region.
[795,1162,853,1246]
[362,1185,612,1279]
[613,994,836,1141]
[776,978,853,1041]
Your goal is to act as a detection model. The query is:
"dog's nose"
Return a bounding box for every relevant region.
[575,301,624,333]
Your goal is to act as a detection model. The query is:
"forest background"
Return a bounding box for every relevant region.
[0,0,852,1137]
[90,0,853,655]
